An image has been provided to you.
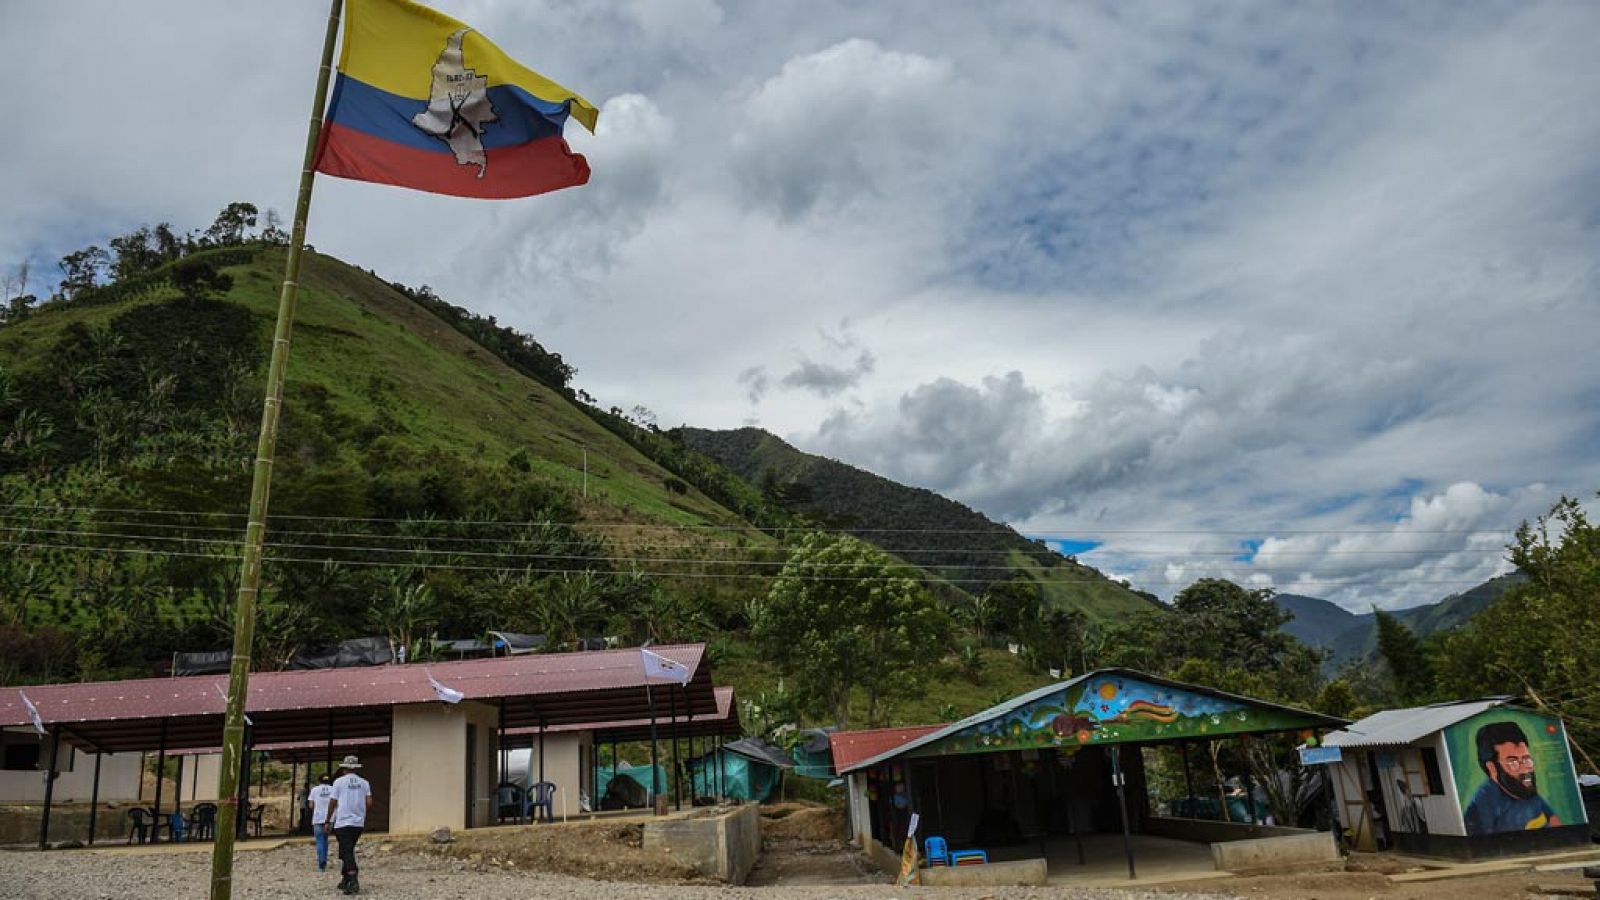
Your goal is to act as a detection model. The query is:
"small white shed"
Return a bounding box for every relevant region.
[1321,698,1589,859]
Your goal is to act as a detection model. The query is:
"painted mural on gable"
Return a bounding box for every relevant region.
[915,674,1324,758]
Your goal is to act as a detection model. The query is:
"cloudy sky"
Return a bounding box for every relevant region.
[4,0,1597,611]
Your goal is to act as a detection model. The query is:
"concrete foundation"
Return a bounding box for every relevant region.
[1,803,130,845]
[643,806,762,884]
[1210,831,1339,872]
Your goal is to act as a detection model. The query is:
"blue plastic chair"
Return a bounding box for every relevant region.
[526,781,557,823]
[949,847,989,865]
[924,835,950,866]
[168,812,187,843]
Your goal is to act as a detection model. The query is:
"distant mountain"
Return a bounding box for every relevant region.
[1275,594,1361,647]
[674,427,1160,622]
[1276,572,1526,668]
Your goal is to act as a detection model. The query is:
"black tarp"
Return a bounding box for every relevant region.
[488,632,547,656]
[288,636,394,670]
[172,650,233,677]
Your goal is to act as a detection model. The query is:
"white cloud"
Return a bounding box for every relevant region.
[5,1,1597,611]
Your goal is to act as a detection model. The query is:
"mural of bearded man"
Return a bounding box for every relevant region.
[1464,721,1563,835]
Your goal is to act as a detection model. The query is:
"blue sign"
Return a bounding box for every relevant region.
[1298,745,1343,765]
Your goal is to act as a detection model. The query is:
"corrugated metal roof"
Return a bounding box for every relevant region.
[836,667,1348,773]
[503,685,739,744]
[722,737,796,770]
[0,644,714,753]
[1323,698,1514,749]
[829,725,946,773]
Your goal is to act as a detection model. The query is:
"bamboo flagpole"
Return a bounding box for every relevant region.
[208,1,343,897]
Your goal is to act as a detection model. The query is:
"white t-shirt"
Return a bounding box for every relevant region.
[308,784,335,825]
[330,773,372,829]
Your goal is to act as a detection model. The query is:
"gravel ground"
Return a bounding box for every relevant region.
[0,844,1235,900]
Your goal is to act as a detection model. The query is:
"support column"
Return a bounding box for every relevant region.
[288,761,298,834]
[1182,742,1196,808]
[38,727,61,850]
[153,719,169,842]
[668,686,681,810]
[647,686,660,804]
[88,752,103,846]
[175,754,186,825]
[1111,746,1136,880]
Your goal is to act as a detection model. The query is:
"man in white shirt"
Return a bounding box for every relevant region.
[327,755,374,895]
[306,774,336,872]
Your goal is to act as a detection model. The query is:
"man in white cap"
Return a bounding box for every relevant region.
[327,755,373,895]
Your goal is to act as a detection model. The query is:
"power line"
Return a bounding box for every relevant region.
[0,525,1515,570]
[0,538,1510,586]
[0,502,1521,535]
[0,513,1516,559]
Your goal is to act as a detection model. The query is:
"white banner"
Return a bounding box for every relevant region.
[19,692,44,736]
[641,648,691,685]
[428,670,464,704]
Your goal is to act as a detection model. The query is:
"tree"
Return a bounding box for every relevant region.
[57,245,110,299]
[1375,610,1432,703]
[1436,495,1600,762]
[752,532,950,727]
[203,201,258,246]
[109,227,162,281]
[985,577,1042,642]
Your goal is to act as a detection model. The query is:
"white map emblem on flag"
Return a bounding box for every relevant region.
[411,28,499,177]
[641,648,690,685]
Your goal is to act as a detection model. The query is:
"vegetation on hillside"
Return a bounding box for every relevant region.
[676,426,1158,621]
[2,206,1594,772]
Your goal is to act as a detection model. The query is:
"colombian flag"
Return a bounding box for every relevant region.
[315,0,598,199]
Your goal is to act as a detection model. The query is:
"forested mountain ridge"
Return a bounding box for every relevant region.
[675,426,1160,622]
[1275,572,1526,668]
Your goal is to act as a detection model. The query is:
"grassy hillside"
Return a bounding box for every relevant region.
[676,426,1158,622]
[0,244,784,680]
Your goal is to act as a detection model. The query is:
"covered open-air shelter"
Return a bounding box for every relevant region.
[0,643,719,847]
[501,684,740,813]
[834,668,1346,885]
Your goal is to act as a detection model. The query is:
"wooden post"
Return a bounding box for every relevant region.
[209,0,342,894]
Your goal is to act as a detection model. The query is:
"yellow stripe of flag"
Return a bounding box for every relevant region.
[339,0,598,133]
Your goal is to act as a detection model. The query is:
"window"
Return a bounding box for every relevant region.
[3,734,42,771]
[1420,747,1444,796]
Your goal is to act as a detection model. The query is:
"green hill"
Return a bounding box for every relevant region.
[675,426,1159,622]
[0,239,1074,728]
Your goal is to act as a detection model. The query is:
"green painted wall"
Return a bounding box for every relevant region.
[1445,707,1586,835]
[914,674,1326,758]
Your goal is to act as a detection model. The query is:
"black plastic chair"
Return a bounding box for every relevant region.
[126,808,153,845]
[496,782,527,824]
[188,803,218,841]
[244,803,266,837]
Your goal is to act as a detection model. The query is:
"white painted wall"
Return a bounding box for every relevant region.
[389,701,498,834]
[505,731,593,816]
[0,740,141,804]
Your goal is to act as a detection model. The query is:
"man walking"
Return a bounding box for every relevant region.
[327,755,373,895]
[307,774,335,872]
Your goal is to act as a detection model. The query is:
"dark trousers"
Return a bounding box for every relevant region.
[334,825,363,882]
